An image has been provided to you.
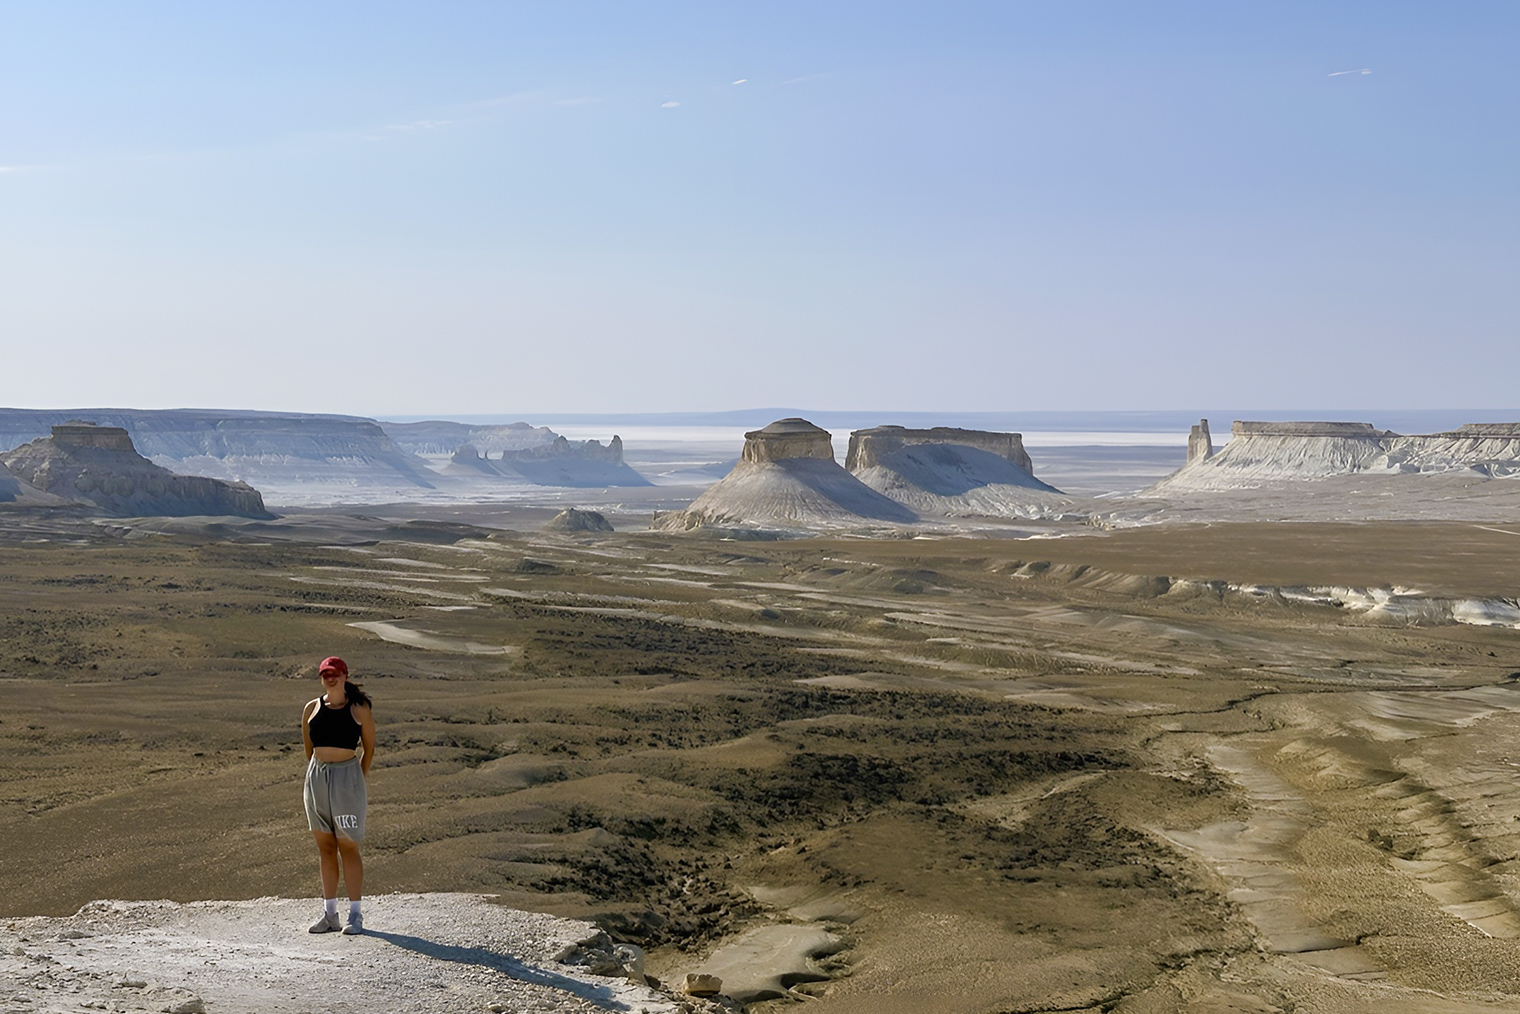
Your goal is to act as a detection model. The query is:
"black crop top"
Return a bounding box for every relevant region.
[309,699,361,750]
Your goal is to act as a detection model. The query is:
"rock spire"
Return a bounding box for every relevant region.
[1186,419,1214,465]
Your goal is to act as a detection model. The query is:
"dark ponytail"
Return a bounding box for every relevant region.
[345,680,373,709]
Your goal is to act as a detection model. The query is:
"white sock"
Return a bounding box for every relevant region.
[349,900,362,918]
[324,898,337,915]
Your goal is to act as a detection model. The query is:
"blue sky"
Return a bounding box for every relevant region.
[1,2,1515,415]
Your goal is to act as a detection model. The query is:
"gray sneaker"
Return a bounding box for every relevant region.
[308,912,341,934]
[342,912,363,936]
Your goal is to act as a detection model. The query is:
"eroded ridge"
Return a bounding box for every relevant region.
[1349,686,1520,938]
[1161,745,1384,979]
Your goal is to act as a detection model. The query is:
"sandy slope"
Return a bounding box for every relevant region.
[0,893,715,1013]
[660,458,918,529]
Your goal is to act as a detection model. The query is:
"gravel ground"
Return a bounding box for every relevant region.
[0,894,727,1014]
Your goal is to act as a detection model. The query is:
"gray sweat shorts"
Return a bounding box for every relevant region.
[304,756,367,841]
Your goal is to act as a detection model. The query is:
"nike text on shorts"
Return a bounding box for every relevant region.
[304,756,367,841]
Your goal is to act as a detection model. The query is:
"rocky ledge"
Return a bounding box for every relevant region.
[0,894,740,1014]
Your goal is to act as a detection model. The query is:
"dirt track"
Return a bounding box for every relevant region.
[4,514,1520,1011]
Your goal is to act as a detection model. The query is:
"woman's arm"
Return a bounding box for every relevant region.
[301,699,318,761]
[355,704,376,776]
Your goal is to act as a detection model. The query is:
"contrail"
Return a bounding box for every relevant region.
[1328,68,1372,76]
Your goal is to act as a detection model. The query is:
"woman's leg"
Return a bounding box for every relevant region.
[313,831,340,899]
[336,838,363,901]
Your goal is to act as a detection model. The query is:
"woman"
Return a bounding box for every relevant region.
[301,656,376,935]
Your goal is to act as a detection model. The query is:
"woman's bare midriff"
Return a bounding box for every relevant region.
[312,747,358,763]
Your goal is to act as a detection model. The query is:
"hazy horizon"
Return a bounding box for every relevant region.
[3,2,1515,414]
[5,404,1520,436]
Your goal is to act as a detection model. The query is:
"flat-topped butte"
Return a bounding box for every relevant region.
[1,422,272,518]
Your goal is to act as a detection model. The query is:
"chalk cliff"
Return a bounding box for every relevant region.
[441,444,506,476]
[498,435,650,487]
[658,418,917,530]
[380,420,557,456]
[1,423,272,518]
[384,420,650,485]
[845,425,1070,519]
[0,409,652,501]
[1387,424,1520,476]
[415,430,647,487]
[0,408,436,504]
[1151,420,1520,493]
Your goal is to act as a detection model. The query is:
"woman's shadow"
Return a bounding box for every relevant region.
[364,929,634,1010]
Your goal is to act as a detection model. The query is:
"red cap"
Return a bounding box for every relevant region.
[318,656,348,677]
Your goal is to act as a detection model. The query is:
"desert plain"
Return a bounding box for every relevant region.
[6,510,1520,1012]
